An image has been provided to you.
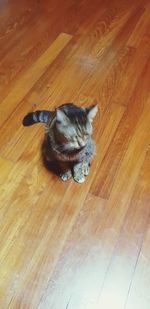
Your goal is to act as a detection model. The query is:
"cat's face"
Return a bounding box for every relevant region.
[54,105,98,152]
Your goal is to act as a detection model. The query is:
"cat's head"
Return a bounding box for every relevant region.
[54,103,98,152]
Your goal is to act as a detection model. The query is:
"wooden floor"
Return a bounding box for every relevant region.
[0,0,150,308]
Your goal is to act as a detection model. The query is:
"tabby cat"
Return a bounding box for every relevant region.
[23,103,98,183]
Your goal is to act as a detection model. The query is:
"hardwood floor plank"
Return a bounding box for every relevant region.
[91,56,150,198]
[77,5,144,100]
[85,18,149,115]
[0,0,123,104]
[97,148,150,309]
[0,160,41,225]
[0,2,39,58]
[8,106,124,306]
[0,8,129,161]
[78,16,149,114]
[23,194,108,309]
[6,104,124,308]
[37,97,150,308]
[127,4,150,47]
[125,218,150,308]
[0,3,127,154]
[39,1,133,106]
[112,35,150,107]
[0,1,149,308]
[76,45,135,113]
[0,156,13,186]
[0,33,72,127]
[0,1,37,46]
[0,14,54,101]
[0,161,68,307]
[0,1,80,101]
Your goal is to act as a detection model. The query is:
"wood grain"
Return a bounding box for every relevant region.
[0,32,72,126]
[0,1,150,308]
[98,148,150,309]
[7,103,124,308]
[91,55,150,198]
[37,97,150,309]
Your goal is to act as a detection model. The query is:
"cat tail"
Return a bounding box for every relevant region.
[22,110,51,126]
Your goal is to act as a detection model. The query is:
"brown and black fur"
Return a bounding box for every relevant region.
[23,103,98,183]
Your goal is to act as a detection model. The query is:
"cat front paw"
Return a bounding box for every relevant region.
[82,162,90,176]
[60,170,72,181]
[73,162,90,183]
[73,174,85,184]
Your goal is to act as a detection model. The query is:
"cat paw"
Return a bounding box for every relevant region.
[82,163,89,176]
[73,174,85,184]
[60,171,72,181]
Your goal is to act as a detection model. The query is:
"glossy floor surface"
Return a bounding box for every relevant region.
[0,0,150,308]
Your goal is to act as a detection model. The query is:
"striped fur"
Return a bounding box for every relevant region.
[22,110,51,126]
[23,103,98,183]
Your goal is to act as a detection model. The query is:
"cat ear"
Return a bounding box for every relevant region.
[56,109,68,125]
[86,105,98,122]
